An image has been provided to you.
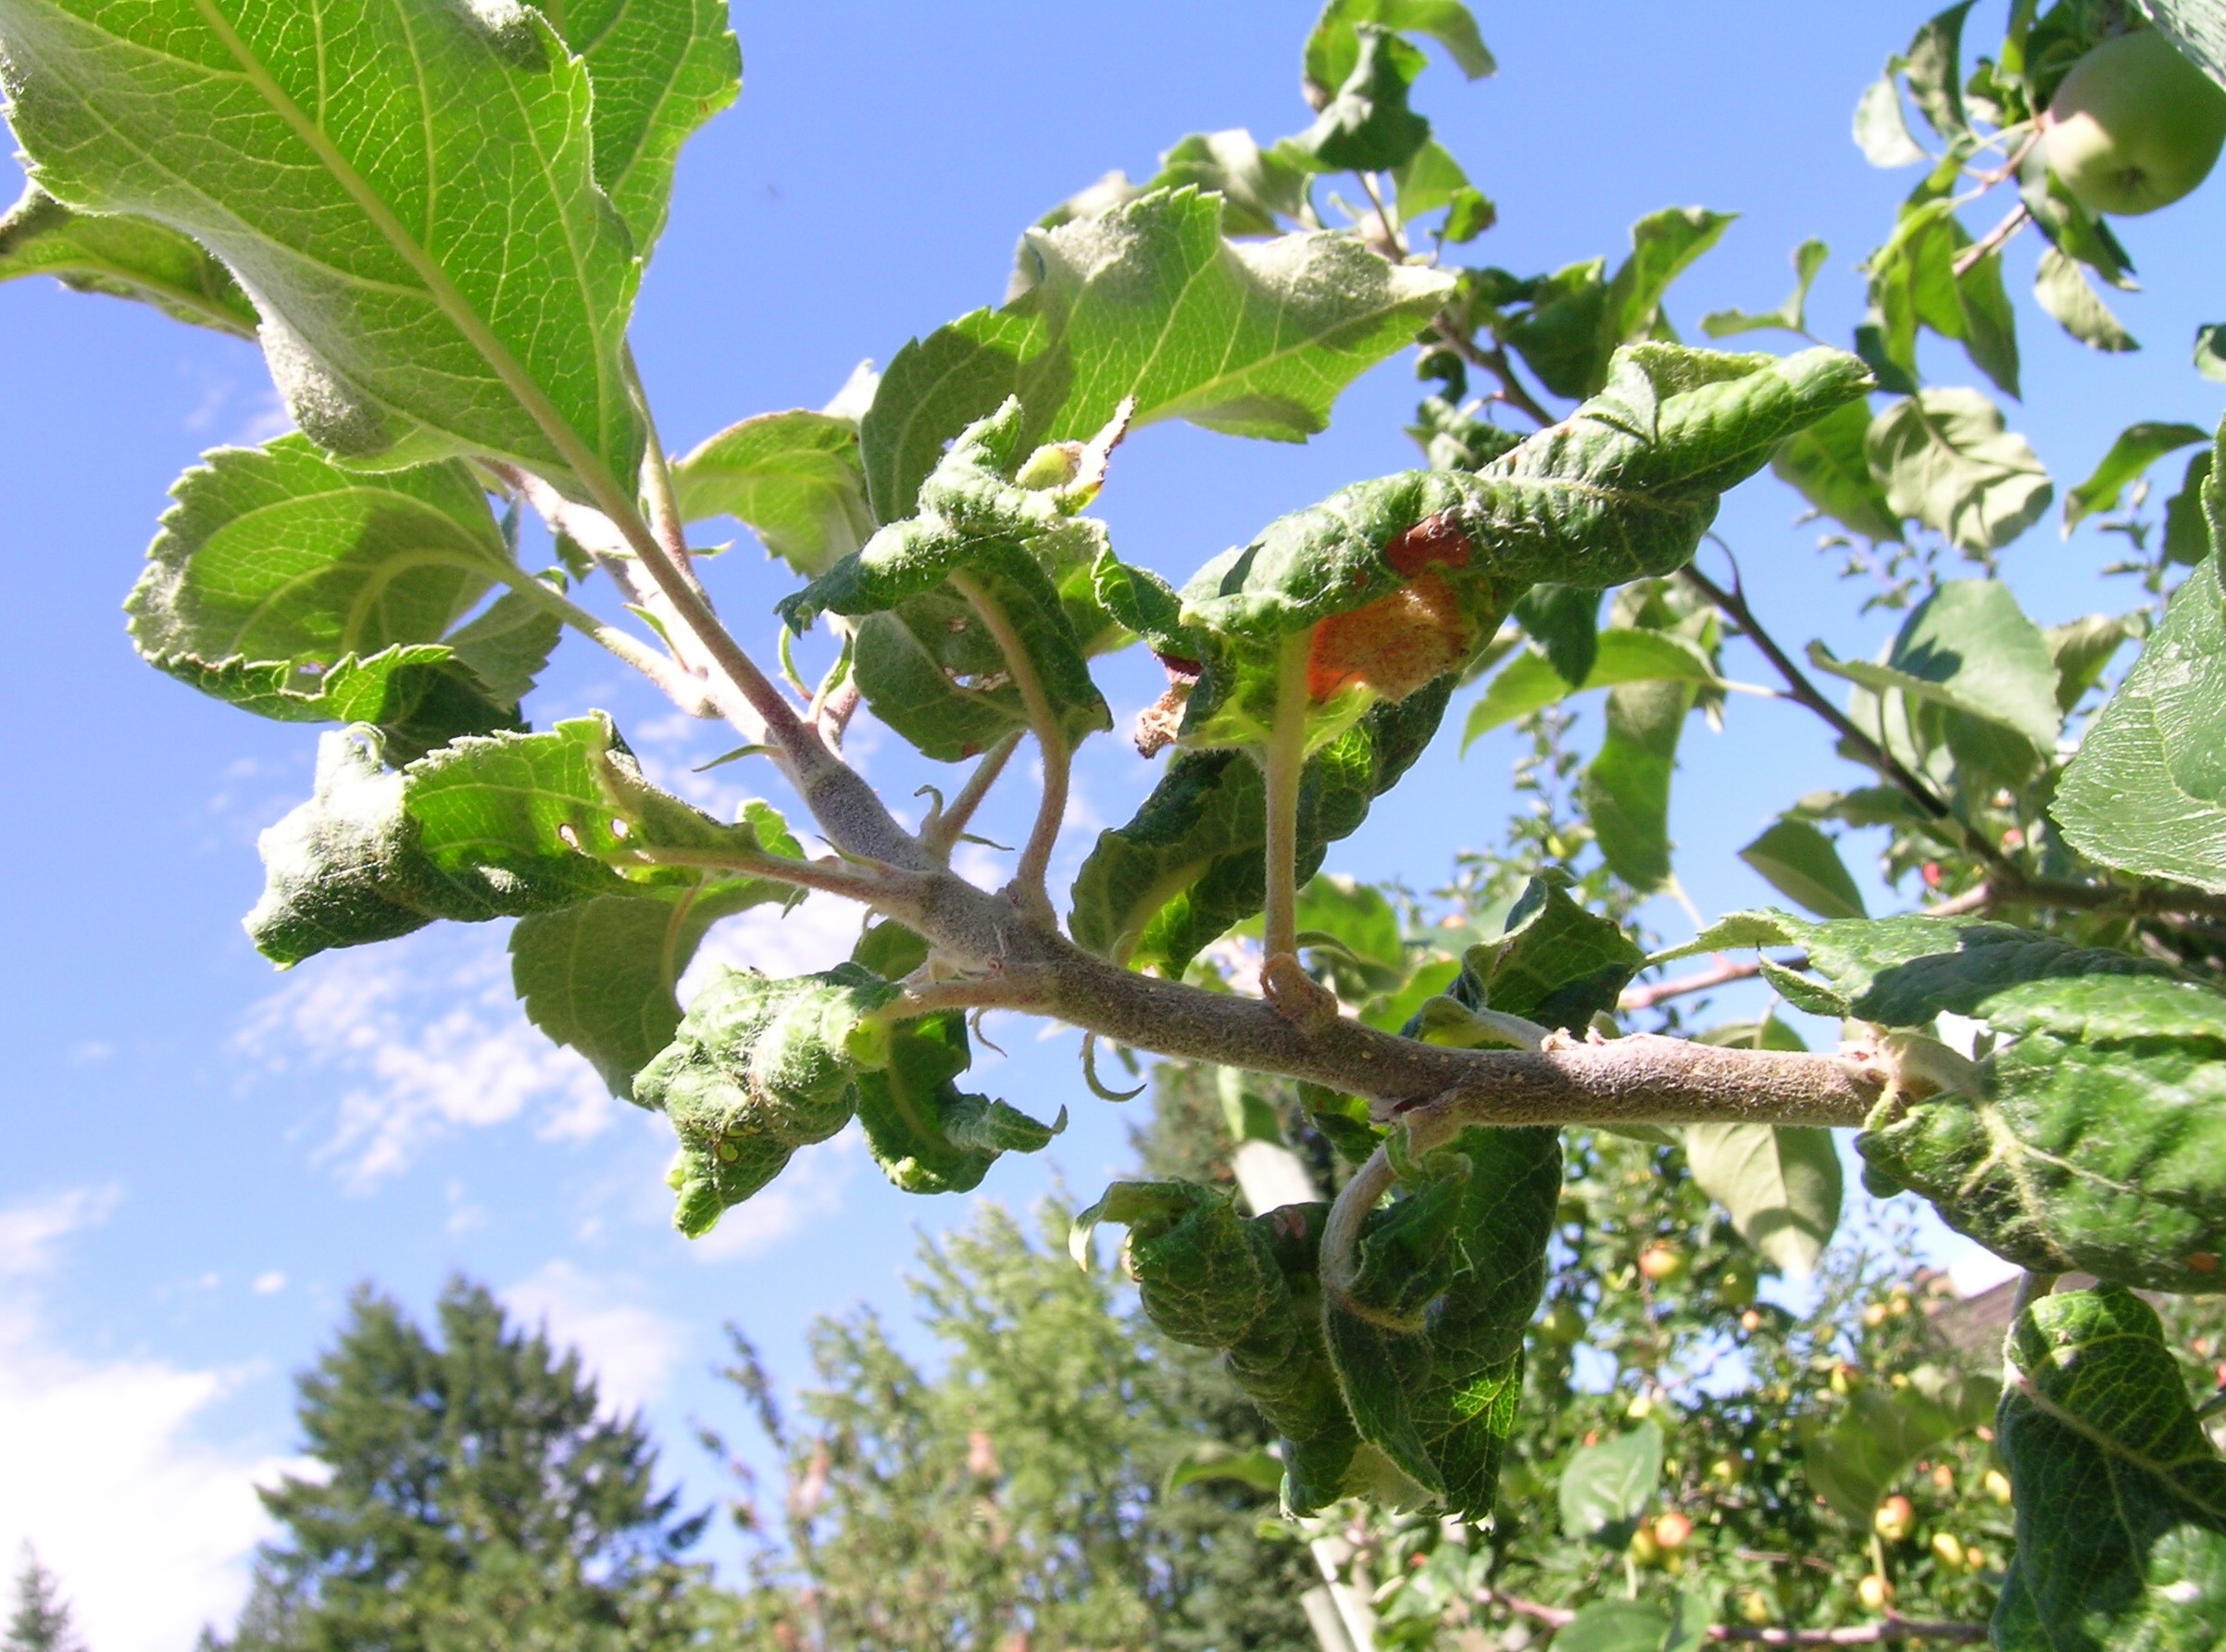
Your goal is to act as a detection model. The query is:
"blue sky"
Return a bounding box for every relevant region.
[5,3,2225,1646]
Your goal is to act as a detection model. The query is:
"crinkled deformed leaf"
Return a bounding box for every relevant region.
[127,437,533,751]
[0,0,644,480]
[1325,1122,1562,1518]
[1995,1287,2226,1650]
[855,1009,1063,1195]
[1282,24,1432,174]
[1077,1182,1359,1514]
[0,182,256,336]
[1069,680,1450,970]
[1654,908,2174,1025]
[2057,544,2226,894]
[1459,874,1644,1030]
[673,410,873,576]
[863,188,1453,519]
[550,0,740,259]
[1461,630,1720,748]
[1860,983,2226,1292]
[783,401,1114,759]
[1865,390,2052,554]
[246,712,772,966]
[512,858,798,1101]
[1805,1364,1999,1524]
[1178,344,1869,742]
[1683,1120,1843,1276]
[636,963,898,1237]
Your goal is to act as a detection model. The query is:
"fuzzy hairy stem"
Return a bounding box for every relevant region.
[946,569,1067,920]
[920,732,1022,863]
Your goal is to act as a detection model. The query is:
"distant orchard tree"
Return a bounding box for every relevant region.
[214,1279,708,1652]
[5,1548,84,1652]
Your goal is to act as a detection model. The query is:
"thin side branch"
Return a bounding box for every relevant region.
[920,732,1023,862]
[1475,1590,1985,1644]
[1950,202,2031,280]
[946,569,1069,921]
[1620,954,1769,1011]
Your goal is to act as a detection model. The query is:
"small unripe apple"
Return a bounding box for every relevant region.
[1984,1468,2013,1505]
[1930,1462,1956,1494]
[1707,1453,1746,1487]
[1638,1243,1688,1283]
[1964,1545,1991,1572]
[1857,1573,1895,1612]
[1540,1300,1587,1344]
[1863,1301,1890,1329]
[2044,30,2226,216]
[1738,1589,1775,1626]
[1931,1531,1966,1570]
[1830,1363,1861,1396]
[1653,1511,1694,1551]
[1874,1495,1916,1543]
[1739,1308,1764,1333]
[1718,1262,1757,1308]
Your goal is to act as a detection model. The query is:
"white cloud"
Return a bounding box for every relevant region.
[0,1189,297,1652]
[503,1262,684,1414]
[251,1271,287,1295]
[237,929,614,1186]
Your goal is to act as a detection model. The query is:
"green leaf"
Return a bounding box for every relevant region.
[2065,420,2209,534]
[2035,244,2138,354]
[1771,398,1906,544]
[856,1010,1063,1195]
[1505,208,1736,400]
[1701,237,1828,339]
[0,0,644,480]
[2046,611,2140,713]
[1902,2,1977,139]
[1511,582,1603,686]
[1146,130,1310,236]
[1459,875,1645,1029]
[1657,908,2174,1026]
[2057,550,2226,893]
[1812,579,2061,788]
[1294,873,1406,992]
[1683,1121,1844,1275]
[1995,1287,2226,1651]
[637,963,899,1237]
[548,0,740,258]
[1302,0,1494,96]
[863,188,1454,520]
[1854,63,1931,169]
[0,181,256,336]
[2198,322,2226,383]
[1859,970,2226,1291]
[1166,1446,1285,1497]
[125,436,546,755]
[1581,679,1693,893]
[1070,683,1452,970]
[129,435,509,676]
[1864,390,2051,554]
[246,712,771,967]
[511,876,794,1100]
[1738,818,1868,920]
[1558,1420,1663,1542]
[2166,448,2217,567]
[1283,24,1431,174]
[1407,394,1522,472]
[1805,1364,1999,1524]
[672,410,873,577]
[1554,1601,1673,1652]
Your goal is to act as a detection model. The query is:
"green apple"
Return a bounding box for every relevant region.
[2044,30,2226,216]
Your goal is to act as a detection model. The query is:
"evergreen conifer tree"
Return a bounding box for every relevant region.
[4,1548,84,1652]
[219,1279,707,1652]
